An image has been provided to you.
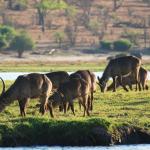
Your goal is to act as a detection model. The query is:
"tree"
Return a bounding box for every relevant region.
[5,0,28,10]
[64,6,78,46]
[10,33,35,58]
[35,0,68,32]
[54,31,65,48]
[0,25,16,42]
[4,0,13,9]
[113,0,124,11]
[78,0,94,27]
[0,25,16,49]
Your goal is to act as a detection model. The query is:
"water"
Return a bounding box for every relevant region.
[0,72,150,81]
[0,145,150,150]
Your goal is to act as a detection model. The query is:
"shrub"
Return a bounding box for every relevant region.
[113,39,132,51]
[100,40,112,50]
[10,32,35,58]
[121,29,141,46]
[12,0,28,11]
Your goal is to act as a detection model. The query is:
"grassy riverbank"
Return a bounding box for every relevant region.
[0,62,150,72]
[0,81,149,146]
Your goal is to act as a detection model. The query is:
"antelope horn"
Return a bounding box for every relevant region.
[0,77,5,95]
[97,77,102,86]
[97,76,101,82]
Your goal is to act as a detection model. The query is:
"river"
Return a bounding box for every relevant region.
[0,145,150,150]
[0,72,150,80]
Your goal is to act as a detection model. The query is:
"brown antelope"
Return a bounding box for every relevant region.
[0,73,52,116]
[69,70,96,111]
[47,78,90,118]
[45,71,69,90]
[107,67,148,91]
[97,56,141,92]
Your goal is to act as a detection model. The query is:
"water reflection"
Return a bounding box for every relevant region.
[0,145,150,150]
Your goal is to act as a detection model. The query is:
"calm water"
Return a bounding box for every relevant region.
[0,72,150,80]
[0,145,150,150]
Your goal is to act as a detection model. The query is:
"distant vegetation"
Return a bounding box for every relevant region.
[0,25,35,58]
[10,32,35,58]
[113,39,132,51]
[0,0,150,53]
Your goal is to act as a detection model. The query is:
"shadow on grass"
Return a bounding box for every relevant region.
[0,117,110,147]
[127,100,149,106]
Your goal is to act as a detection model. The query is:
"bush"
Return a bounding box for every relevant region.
[12,0,28,11]
[100,40,112,50]
[121,29,141,46]
[10,32,35,58]
[113,39,132,51]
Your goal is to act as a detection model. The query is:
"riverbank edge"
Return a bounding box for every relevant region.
[0,118,149,147]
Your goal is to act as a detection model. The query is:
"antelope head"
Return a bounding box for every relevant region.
[48,91,64,107]
[97,76,107,93]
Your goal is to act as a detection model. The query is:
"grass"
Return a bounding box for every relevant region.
[0,61,150,146]
[0,81,149,146]
[1,81,149,128]
[0,62,150,72]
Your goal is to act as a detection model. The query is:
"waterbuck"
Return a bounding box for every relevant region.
[69,70,96,111]
[35,71,69,109]
[45,71,69,90]
[97,56,141,92]
[47,78,90,118]
[0,73,52,116]
[107,67,148,91]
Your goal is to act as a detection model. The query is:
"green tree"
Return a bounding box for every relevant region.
[36,0,68,32]
[0,25,16,42]
[0,25,16,49]
[10,33,35,58]
[64,5,78,46]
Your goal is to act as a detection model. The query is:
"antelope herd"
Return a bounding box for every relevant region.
[0,56,149,117]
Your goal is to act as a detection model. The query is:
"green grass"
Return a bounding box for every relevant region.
[0,81,149,137]
[0,62,149,72]
[0,78,150,146]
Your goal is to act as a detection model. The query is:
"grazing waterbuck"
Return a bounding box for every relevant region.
[0,73,52,116]
[36,71,69,109]
[97,56,141,92]
[107,67,148,91]
[70,70,96,111]
[47,78,91,118]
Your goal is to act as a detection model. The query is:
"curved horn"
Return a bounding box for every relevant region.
[0,77,5,95]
